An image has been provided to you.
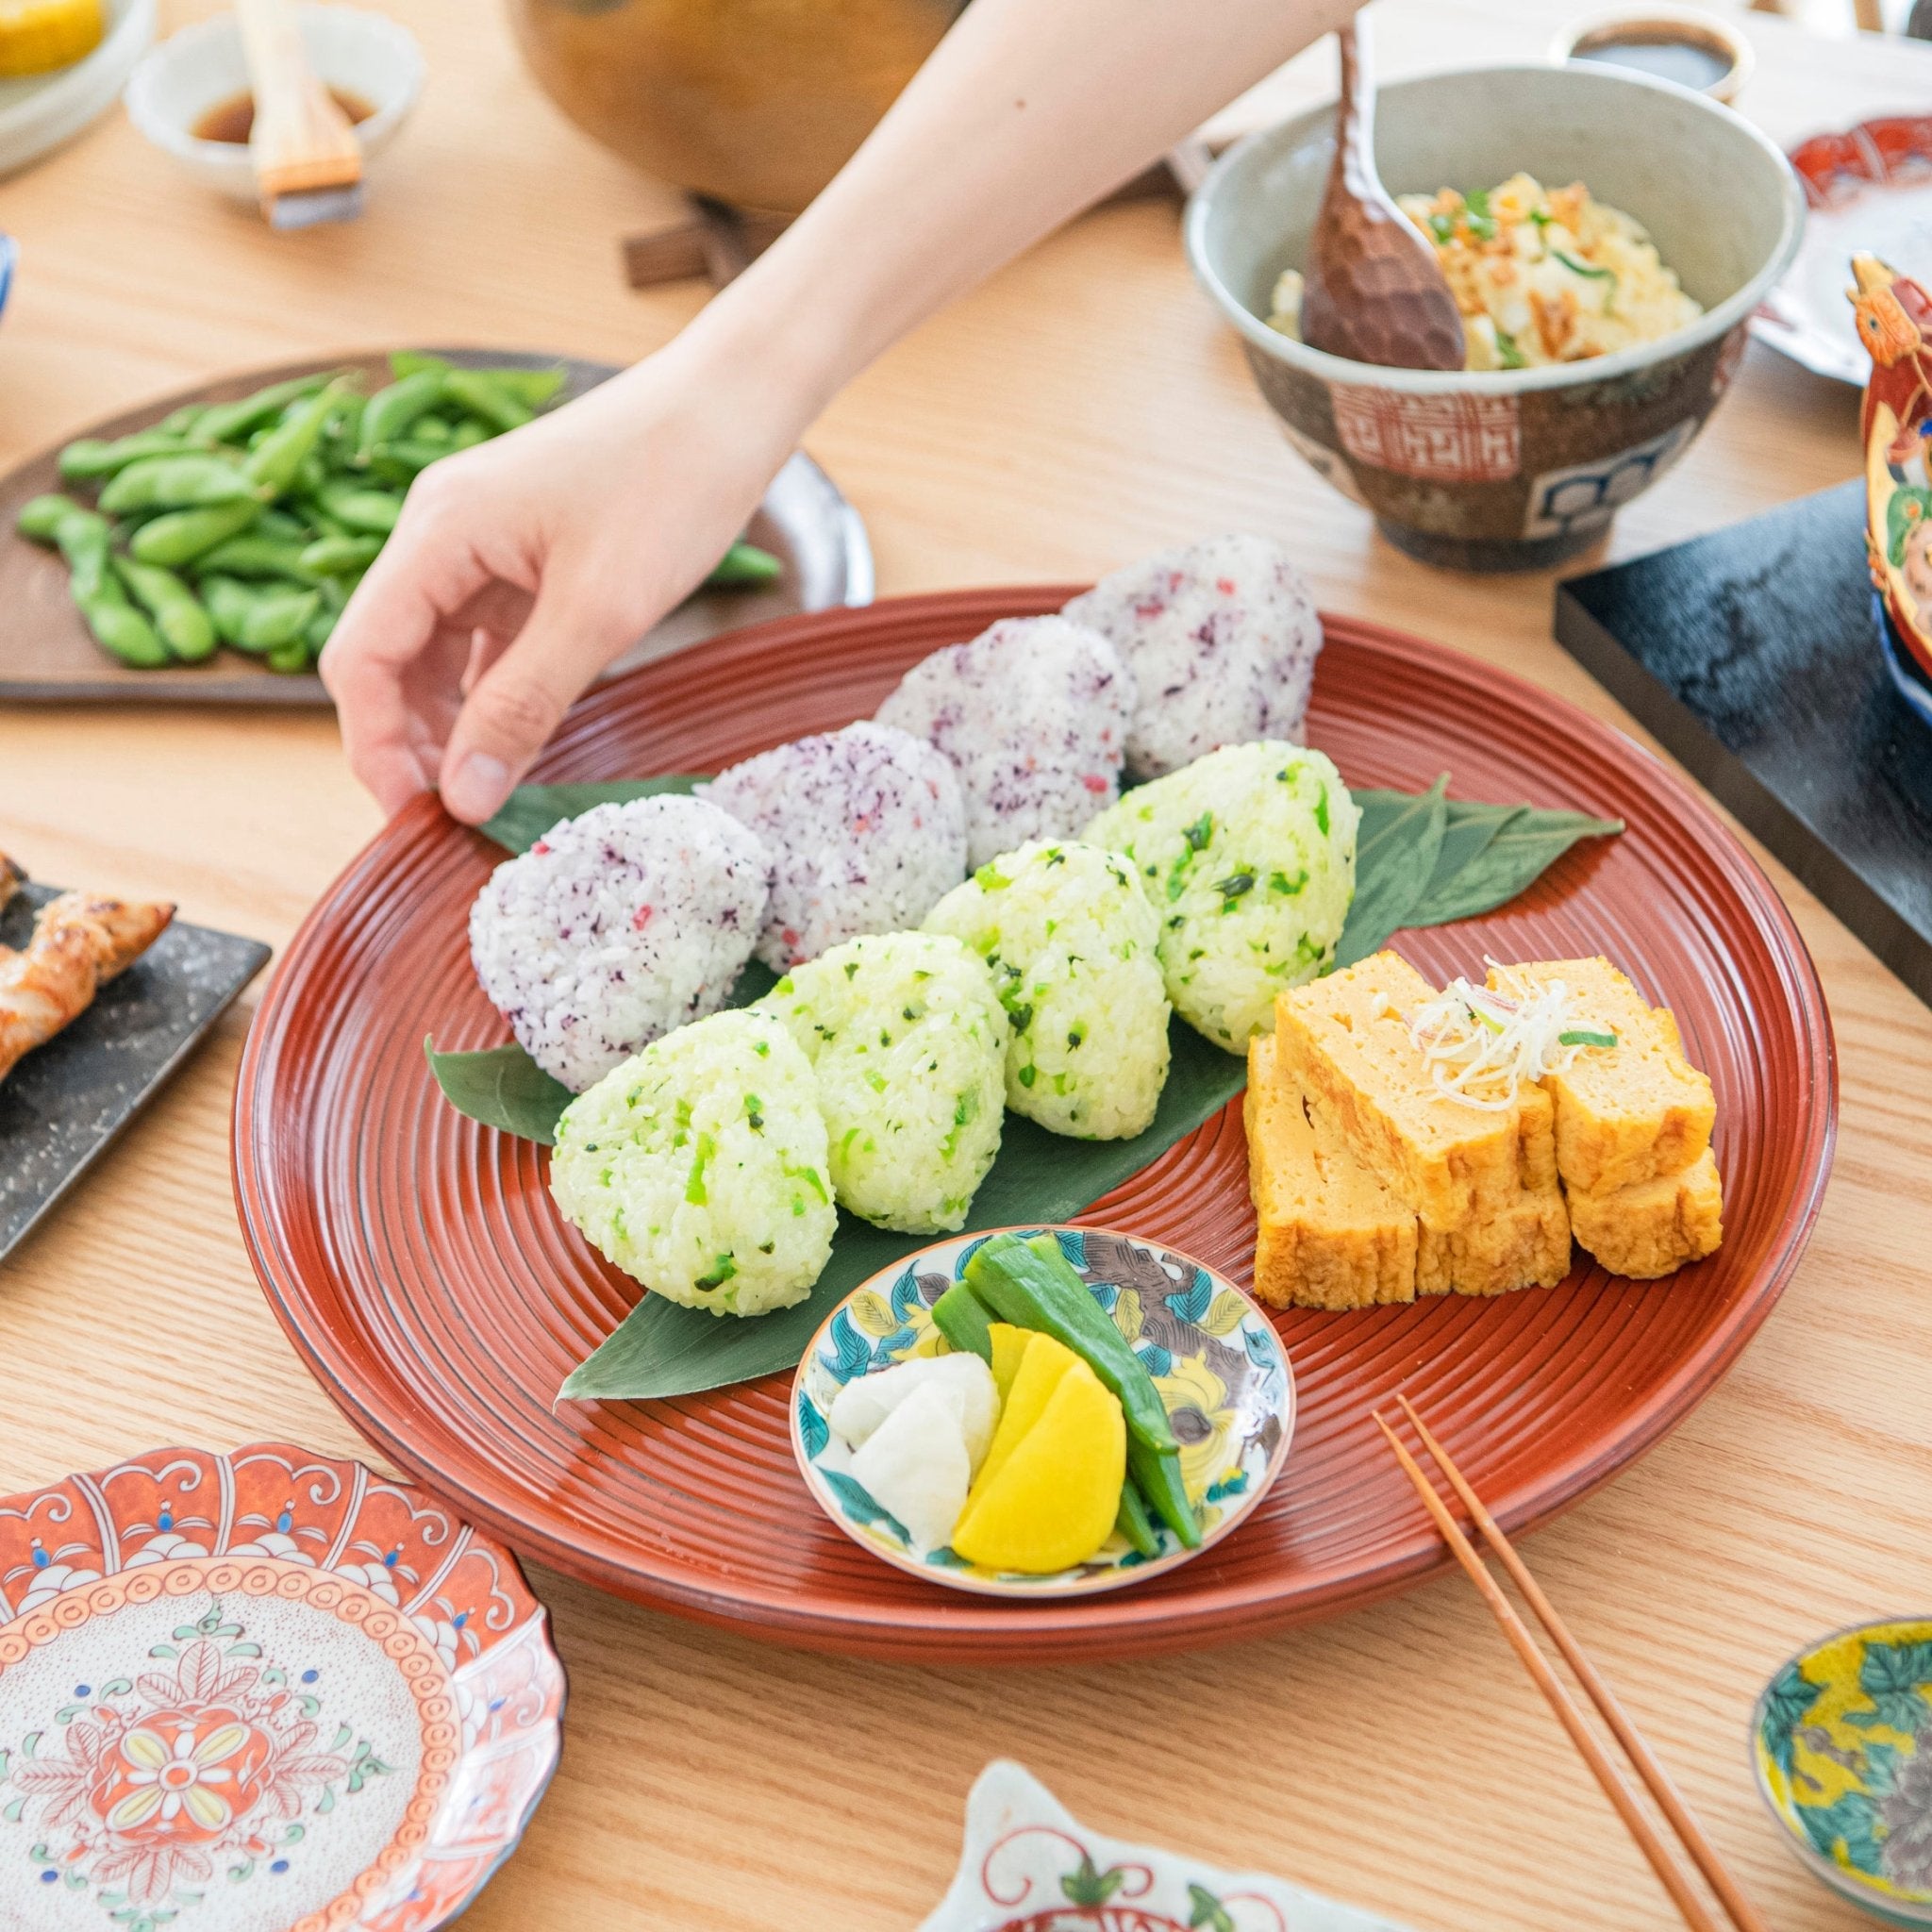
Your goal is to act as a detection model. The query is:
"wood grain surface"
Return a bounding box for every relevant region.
[0,3,1926,1929]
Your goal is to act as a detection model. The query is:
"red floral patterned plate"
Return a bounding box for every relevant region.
[0,1442,564,1932]
[1755,113,1932,385]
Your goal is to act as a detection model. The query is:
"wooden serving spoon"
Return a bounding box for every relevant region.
[1297,21,1466,371]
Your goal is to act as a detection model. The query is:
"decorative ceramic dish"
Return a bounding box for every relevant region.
[921,1759,1416,1931]
[231,590,1835,1664]
[1755,115,1932,388]
[0,1441,563,1931]
[124,3,423,203]
[0,0,153,180]
[1552,7,1753,105]
[1185,63,1803,570]
[1754,1618,1932,1926]
[792,1226,1294,1599]
[0,349,872,705]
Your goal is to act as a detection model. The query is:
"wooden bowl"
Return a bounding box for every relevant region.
[506,0,961,214]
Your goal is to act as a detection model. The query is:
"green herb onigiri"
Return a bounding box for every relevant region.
[1083,741,1357,1049]
[548,1008,835,1317]
[923,840,1170,1140]
[759,931,1005,1234]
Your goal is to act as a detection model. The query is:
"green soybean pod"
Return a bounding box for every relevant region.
[441,369,532,434]
[364,441,441,487]
[314,481,402,535]
[265,641,311,674]
[305,600,340,656]
[242,586,322,652]
[242,380,347,497]
[100,454,259,515]
[58,431,196,482]
[158,403,206,436]
[411,415,455,447]
[193,534,315,582]
[17,493,80,542]
[197,575,259,647]
[356,369,446,463]
[474,364,567,408]
[130,498,262,568]
[192,374,330,449]
[53,517,166,669]
[113,558,218,662]
[390,350,451,381]
[299,532,383,576]
[254,508,311,541]
[450,418,491,452]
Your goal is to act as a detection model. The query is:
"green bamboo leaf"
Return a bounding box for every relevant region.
[425,1041,572,1144]
[1417,802,1524,912]
[1332,776,1448,966]
[558,1015,1249,1399]
[1407,806,1622,926]
[480,775,703,855]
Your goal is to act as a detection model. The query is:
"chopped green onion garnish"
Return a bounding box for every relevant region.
[1554,250,1616,281]
[1558,1027,1618,1048]
[1494,326,1527,370]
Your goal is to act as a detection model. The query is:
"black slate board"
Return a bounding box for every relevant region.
[1553,480,1932,1008]
[0,886,270,1260]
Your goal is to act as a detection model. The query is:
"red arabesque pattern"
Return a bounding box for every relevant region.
[232,591,1835,1663]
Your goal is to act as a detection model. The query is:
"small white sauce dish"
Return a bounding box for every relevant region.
[124,2,422,202]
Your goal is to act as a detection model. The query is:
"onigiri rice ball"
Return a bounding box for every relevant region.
[469,794,772,1092]
[924,841,1171,1140]
[874,615,1136,867]
[548,1008,834,1317]
[760,931,1005,1234]
[701,721,966,971]
[1062,534,1323,779]
[1084,742,1358,1049]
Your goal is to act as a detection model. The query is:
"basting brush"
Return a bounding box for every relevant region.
[235,0,364,230]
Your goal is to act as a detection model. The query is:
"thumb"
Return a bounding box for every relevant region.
[438,590,630,824]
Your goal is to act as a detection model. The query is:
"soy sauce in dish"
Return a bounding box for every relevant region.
[192,89,374,144]
[1571,36,1731,92]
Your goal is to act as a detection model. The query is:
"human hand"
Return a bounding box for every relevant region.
[321,335,807,824]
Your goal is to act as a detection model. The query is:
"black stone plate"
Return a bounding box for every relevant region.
[0,885,270,1260]
[1553,480,1932,1008]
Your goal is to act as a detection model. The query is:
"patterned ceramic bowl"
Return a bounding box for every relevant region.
[792,1226,1294,1600]
[0,1441,564,1932]
[1185,63,1805,571]
[1753,1617,1932,1925]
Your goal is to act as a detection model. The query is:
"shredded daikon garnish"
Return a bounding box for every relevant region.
[1407,963,1615,1110]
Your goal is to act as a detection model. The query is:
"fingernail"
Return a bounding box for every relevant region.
[444,752,510,824]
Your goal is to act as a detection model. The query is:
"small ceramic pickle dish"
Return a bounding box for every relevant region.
[792,1225,1295,1599]
[0,1441,563,1932]
[1754,1617,1932,1926]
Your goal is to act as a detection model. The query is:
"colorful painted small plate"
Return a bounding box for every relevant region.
[0,1441,564,1932]
[1754,115,1932,387]
[1753,1617,1932,1926]
[791,1226,1295,1600]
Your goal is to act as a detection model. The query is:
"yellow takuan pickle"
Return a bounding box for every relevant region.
[0,0,104,76]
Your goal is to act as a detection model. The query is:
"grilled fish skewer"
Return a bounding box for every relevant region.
[0,879,175,1083]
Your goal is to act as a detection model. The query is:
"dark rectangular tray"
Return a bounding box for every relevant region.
[0,884,271,1260]
[1553,479,1932,1008]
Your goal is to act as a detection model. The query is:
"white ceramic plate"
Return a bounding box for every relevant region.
[792,1225,1295,1600]
[0,0,154,178]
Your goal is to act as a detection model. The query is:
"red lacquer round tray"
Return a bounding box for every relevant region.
[233,591,1836,1663]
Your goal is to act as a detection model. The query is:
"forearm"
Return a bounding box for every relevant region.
[677,0,1358,417]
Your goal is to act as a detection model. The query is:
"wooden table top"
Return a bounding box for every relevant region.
[2,3,1928,1927]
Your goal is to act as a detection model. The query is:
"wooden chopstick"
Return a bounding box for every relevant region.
[1372,1411,1731,1932]
[1393,1396,1773,1932]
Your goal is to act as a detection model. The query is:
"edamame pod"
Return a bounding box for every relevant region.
[314,481,401,535]
[241,586,322,652]
[299,532,383,575]
[389,350,450,380]
[472,364,567,408]
[450,419,491,451]
[265,640,312,674]
[48,511,167,668]
[192,534,315,582]
[58,431,197,482]
[242,380,348,497]
[411,416,455,447]
[16,493,79,542]
[99,454,259,515]
[442,369,532,433]
[112,558,218,662]
[356,369,446,462]
[706,540,783,589]
[129,499,261,568]
[192,374,330,449]
[364,440,442,487]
